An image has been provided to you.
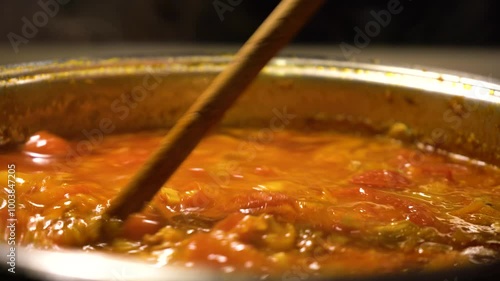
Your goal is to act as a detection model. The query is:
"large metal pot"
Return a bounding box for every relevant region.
[0,56,499,281]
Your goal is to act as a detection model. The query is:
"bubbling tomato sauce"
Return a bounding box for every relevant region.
[0,129,499,278]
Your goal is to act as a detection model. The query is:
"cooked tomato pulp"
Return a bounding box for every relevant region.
[1,129,499,278]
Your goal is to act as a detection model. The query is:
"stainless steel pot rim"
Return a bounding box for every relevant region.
[1,55,499,104]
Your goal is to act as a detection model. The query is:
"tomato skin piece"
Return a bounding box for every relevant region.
[351,170,411,190]
[392,150,470,182]
[375,193,436,227]
[24,131,72,157]
[122,214,163,241]
[333,187,438,228]
[181,190,213,210]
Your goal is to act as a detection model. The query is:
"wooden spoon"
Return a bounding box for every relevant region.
[103,0,325,224]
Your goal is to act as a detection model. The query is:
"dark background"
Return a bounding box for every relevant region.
[1,0,499,46]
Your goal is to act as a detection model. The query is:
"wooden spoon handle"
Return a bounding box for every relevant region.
[105,0,325,221]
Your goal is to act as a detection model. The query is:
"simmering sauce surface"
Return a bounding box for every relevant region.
[1,129,499,278]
